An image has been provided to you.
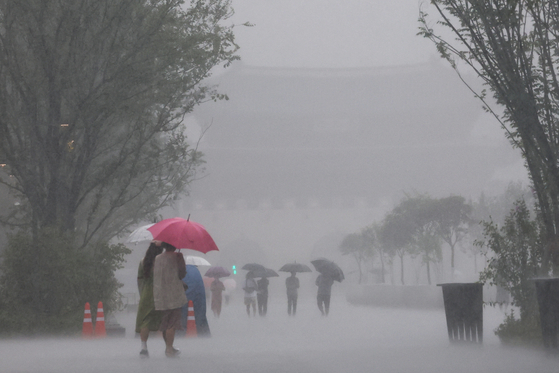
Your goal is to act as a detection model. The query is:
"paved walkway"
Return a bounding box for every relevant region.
[1,295,557,373]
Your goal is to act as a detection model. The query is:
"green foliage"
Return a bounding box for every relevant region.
[478,200,544,321]
[0,0,240,245]
[476,199,549,345]
[0,228,130,336]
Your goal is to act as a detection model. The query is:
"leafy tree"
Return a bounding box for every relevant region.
[380,207,415,285]
[419,0,559,274]
[468,182,534,272]
[362,223,390,284]
[0,0,239,246]
[398,195,442,285]
[339,231,373,284]
[433,196,472,279]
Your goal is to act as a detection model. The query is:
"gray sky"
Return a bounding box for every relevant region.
[229,0,433,68]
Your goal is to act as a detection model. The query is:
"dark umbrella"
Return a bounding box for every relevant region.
[310,258,345,282]
[242,263,266,272]
[250,267,279,278]
[204,266,231,278]
[279,262,312,273]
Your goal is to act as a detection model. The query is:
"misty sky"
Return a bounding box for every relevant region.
[229,0,434,68]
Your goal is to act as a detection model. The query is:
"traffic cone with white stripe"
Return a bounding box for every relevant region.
[82,302,93,338]
[94,301,107,338]
[186,300,197,337]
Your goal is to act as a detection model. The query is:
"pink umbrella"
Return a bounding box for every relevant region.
[147,217,219,254]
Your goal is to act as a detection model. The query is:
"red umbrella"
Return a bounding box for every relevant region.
[147,217,219,253]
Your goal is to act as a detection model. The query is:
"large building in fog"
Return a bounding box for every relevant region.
[173,61,523,284]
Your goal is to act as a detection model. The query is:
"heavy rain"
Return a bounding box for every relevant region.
[1,1,558,373]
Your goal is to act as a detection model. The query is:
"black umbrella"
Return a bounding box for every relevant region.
[310,258,344,282]
[242,263,266,272]
[279,262,312,273]
[250,267,279,278]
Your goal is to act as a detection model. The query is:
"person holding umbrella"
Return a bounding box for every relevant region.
[210,277,226,317]
[205,266,230,317]
[135,242,163,358]
[153,242,187,358]
[315,274,335,316]
[279,262,311,316]
[243,271,258,317]
[286,272,300,316]
[257,276,270,316]
[311,258,344,316]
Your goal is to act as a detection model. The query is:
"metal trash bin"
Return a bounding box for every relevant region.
[533,278,559,349]
[438,283,483,344]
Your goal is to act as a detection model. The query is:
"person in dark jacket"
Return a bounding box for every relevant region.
[316,273,334,316]
[256,277,270,316]
[285,272,299,316]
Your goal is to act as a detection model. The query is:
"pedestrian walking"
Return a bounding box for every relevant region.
[135,242,163,358]
[153,241,187,357]
[181,264,211,336]
[257,277,269,316]
[286,272,299,316]
[243,272,258,317]
[210,277,226,317]
[316,273,334,316]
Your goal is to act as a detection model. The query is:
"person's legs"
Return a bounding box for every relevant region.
[140,327,149,343]
[287,296,292,315]
[263,295,268,316]
[293,296,298,315]
[139,327,149,357]
[164,328,176,354]
[317,295,324,315]
[160,309,182,357]
[256,294,264,316]
[251,298,257,316]
[324,294,331,315]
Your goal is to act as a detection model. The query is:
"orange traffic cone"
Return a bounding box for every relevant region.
[94,301,107,338]
[82,302,93,338]
[186,300,197,337]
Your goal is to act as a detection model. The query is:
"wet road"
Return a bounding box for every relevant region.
[1,294,557,373]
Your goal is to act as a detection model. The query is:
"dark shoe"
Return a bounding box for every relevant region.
[139,349,149,358]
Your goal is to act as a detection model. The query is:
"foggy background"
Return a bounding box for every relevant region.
[116,0,527,295]
[4,2,554,373]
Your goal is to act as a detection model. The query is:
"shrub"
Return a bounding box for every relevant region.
[478,199,545,345]
[0,228,130,336]
[494,310,542,347]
